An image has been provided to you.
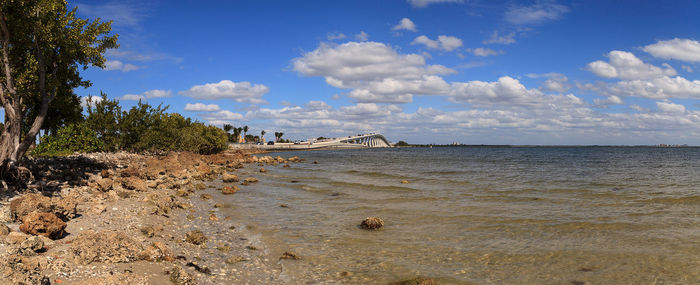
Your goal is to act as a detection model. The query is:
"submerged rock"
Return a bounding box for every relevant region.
[221,185,239,195]
[360,217,384,230]
[19,212,66,239]
[185,230,207,245]
[259,167,267,173]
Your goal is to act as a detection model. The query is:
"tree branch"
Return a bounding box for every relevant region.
[0,10,15,96]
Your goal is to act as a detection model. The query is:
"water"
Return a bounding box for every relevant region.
[221,146,700,284]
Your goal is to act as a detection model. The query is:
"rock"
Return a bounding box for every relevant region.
[185,230,207,245]
[95,177,114,191]
[283,164,290,168]
[200,194,212,200]
[69,230,145,264]
[73,272,148,285]
[0,223,10,236]
[5,231,29,244]
[87,204,107,216]
[10,193,77,221]
[389,277,439,285]
[146,193,184,214]
[196,163,212,177]
[169,266,196,285]
[288,156,300,162]
[225,256,247,264]
[313,161,318,164]
[221,186,239,195]
[280,251,301,260]
[19,236,44,256]
[122,176,148,192]
[222,173,239,183]
[360,217,384,230]
[401,180,409,184]
[140,242,173,262]
[141,225,163,238]
[100,169,110,178]
[175,188,191,197]
[195,183,206,190]
[244,177,258,183]
[208,214,219,221]
[19,212,66,239]
[259,167,267,173]
[214,203,224,208]
[0,255,51,285]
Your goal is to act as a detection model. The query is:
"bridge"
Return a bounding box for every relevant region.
[231,133,393,150]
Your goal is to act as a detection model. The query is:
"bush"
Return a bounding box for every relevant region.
[181,123,228,154]
[32,123,105,156]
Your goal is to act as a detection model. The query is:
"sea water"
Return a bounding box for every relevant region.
[221,146,700,284]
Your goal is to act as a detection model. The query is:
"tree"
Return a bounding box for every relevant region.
[276,132,284,142]
[0,1,117,175]
[242,125,248,142]
[260,130,265,142]
[85,92,121,151]
[223,123,233,142]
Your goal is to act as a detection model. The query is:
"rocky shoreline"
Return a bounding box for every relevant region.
[0,150,309,284]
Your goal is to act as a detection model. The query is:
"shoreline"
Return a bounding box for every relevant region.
[0,149,314,284]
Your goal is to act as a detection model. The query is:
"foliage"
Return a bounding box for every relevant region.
[395,140,409,146]
[85,92,121,151]
[316,136,327,140]
[32,122,104,156]
[0,0,117,168]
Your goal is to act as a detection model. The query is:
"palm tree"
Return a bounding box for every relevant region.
[242,125,249,142]
[223,124,233,142]
[260,130,266,143]
[277,132,284,142]
[274,132,280,142]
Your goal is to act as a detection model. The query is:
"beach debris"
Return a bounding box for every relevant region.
[0,223,10,236]
[222,173,239,183]
[140,224,163,238]
[140,241,173,262]
[280,251,301,260]
[69,230,145,264]
[401,180,409,184]
[221,185,239,195]
[185,230,207,245]
[208,214,219,221]
[389,277,439,285]
[19,212,66,239]
[225,256,247,264]
[259,167,267,173]
[360,217,384,230]
[169,266,197,285]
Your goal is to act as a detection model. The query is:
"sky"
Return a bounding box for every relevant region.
[69,0,700,145]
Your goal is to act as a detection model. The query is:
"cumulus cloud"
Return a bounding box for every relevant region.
[586,51,676,80]
[80,95,103,108]
[327,32,347,41]
[407,0,463,8]
[392,18,417,32]
[184,103,221,112]
[178,80,269,104]
[104,60,141,72]
[411,35,463,51]
[198,110,245,126]
[355,31,369,41]
[643,38,700,62]
[656,101,686,113]
[467,47,502,57]
[120,89,172,101]
[483,31,516,45]
[292,41,454,103]
[593,95,623,107]
[527,72,571,92]
[449,76,584,108]
[504,2,570,26]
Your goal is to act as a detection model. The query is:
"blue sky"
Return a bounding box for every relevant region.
[72,0,700,145]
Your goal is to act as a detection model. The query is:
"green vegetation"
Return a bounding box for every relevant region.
[32,123,105,156]
[395,140,409,146]
[33,94,228,156]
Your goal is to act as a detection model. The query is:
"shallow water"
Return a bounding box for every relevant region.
[222,146,700,284]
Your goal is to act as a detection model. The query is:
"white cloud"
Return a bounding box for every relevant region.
[199,110,245,126]
[412,35,463,51]
[392,18,417,32]
[602,76,700,99]
[448,76,584,108]
[586,51,676,80]
[178,80,269,104]
[104,60,141,72]
[656,101,686,113]
[504,2,570,26]
[184,103,221,112]
[355,31,369,41]
[80,95,103,108]
[682,65,693,73]
[120,89,172,101]
[293,41,454,103]
[643,38,700,62]
[483,31,516,45]
[77,1,148,27]
[327,32,347,41]
[467,47,502,57]
[593,95,623,107]
[407,0,463,8]
[527,73,571,92]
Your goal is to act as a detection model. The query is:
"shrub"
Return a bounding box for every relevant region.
[32,123,105,156]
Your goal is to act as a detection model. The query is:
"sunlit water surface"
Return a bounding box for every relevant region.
[221,146,700,284]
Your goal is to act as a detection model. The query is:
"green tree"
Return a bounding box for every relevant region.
[0,0,117,174]
[260,130,266,142]
[32,122,104,156]
[85,92,122,151]
[223,123,233,142]
[242,125,248,142]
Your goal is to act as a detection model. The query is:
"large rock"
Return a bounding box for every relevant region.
[5,231,29,244]
[19,236,45,256]
[69,230,145,264]
[0,255,51,285]
[222,173,239,183]
[19,212,66,240]
[360,217,384,230]
[140,241,173,262]
[170,266,197,285]
[9,193,77,221]
[221,186,239,195]
[146,193,184,214]
[0,223,10,236]
[122,176,148,192]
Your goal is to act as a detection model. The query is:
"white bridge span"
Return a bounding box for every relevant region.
[234,133,392,150]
